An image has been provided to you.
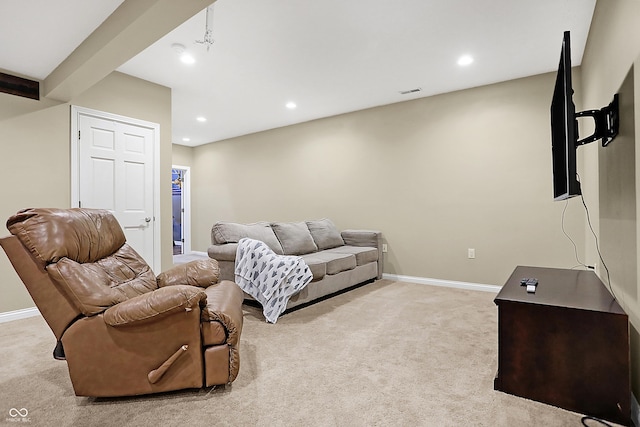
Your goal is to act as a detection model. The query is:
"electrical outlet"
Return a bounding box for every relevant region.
[468,248,475,259]
[382,244,388,253]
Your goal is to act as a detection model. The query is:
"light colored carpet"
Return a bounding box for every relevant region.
[0,280,607,426]
[173,252,209,264]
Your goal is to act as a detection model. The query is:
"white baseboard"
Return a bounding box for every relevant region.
[0,307,40,323]
[382,273,501,293]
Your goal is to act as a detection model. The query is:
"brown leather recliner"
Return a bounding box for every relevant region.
[1,208,244,397]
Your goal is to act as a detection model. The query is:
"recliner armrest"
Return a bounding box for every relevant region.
[157,259,220,288]
[201,280,244,346]
[103,285,207,326]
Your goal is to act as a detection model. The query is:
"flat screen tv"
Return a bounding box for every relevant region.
[551,31,579,200]
[550,31,619,201]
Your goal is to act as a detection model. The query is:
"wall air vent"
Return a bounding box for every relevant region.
[399,88,422,95]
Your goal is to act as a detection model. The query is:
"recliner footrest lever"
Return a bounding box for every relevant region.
[147,345,189,384]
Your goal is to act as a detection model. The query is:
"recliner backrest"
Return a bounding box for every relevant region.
[7,208,158,317]
[7,207,126,264]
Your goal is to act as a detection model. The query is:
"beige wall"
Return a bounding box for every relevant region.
[172,144,194,168]
[0,72,172,313]
[187,71,585,287]
[580,0,640,396]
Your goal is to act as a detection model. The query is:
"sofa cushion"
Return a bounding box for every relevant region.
[298,256,327,281]
[211,221,283,254]
[324,246,378,266]
[306,219,345,250]
[302,252,356,276]
[272,222,318,255]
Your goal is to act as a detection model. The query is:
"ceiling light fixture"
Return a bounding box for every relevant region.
[195,5,215,51]
[286,102,297,109]
[457,55,474,66]
[181,54,195,65]
[172,43,195,65]
[182,137,191,142]
[196,116,207,122]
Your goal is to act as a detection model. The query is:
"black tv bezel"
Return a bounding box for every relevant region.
[551,31,581,201]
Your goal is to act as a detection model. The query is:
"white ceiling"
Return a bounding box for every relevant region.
[0,0,125,79]
[1,0,596,147]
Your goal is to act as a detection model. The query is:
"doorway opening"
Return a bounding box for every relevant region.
[171,165,191,257]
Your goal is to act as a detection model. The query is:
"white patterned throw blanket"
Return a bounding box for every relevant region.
[235,238,313,323]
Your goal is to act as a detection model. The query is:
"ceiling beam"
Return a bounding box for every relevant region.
[43,0,215,102]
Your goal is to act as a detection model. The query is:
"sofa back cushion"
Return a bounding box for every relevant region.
[306,219,344,250]
[211,221,283,254]
[271,221,318,255]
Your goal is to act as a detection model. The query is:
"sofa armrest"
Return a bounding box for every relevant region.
[341,230,381,248]
[207,243,238,262]
[341,230,383,279]
[103,285,207,327]
[157,259,220,288]
[201,280,244,346]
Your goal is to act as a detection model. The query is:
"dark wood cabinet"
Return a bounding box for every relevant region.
[494,266,631,426]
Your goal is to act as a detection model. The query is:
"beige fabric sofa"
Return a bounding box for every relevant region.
[207,219,382,310]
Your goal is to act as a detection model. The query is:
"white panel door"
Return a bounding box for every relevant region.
[76,111,157,268]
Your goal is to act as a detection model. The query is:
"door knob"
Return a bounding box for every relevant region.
[145,217,151,223]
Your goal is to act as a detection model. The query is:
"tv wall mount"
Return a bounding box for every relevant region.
[575,94,619,147]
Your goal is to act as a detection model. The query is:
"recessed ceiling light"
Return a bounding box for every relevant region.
[172,43,195,65]
[180,54,195,65]
[457,55,474,66]
[196,116,207,122]
[182,137,191,142]
[286,102,297,109]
